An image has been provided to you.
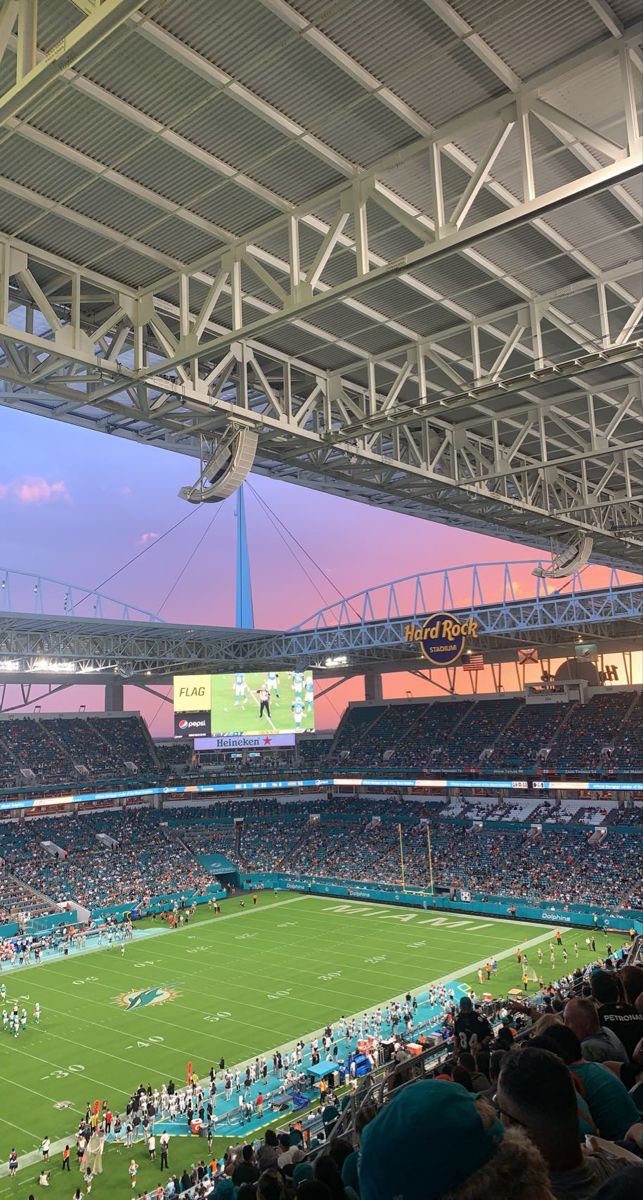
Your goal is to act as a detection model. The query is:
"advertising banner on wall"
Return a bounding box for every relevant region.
[174,711,211,738]
[194,733,296,752]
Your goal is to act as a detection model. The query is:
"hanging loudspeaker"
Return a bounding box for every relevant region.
[178,425,258,504]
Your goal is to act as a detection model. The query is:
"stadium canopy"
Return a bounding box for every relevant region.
[0,575,641,680]
[0,0,641,567]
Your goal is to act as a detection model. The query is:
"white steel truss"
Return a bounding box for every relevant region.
[0,583,641,678]
[0,6,641,567]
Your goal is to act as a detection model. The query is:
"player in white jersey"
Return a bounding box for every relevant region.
[2,1009,7,1031]
[292,698,305,728]
[34,1003,41,1024]
[20,1008,27,1030]
[266,671,280,698]
[0,984,6,1003]
[305,675,314,710]
[292,670,304,698]
[233,673,247,705]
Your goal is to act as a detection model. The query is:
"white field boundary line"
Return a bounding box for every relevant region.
[0,894,309,978]
[0,904,556,1177]
[209,918,559,1086]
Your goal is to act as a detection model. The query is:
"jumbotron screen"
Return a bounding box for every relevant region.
[173,670,315,738]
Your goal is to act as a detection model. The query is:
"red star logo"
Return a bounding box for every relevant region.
[263,736,272,745]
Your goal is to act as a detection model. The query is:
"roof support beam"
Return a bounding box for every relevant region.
[146,147,642,373]
[0,0,146,125]
[0,0,18,65]
[421,0,521,91]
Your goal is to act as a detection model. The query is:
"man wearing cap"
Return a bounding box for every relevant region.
[359,1078,554,1200]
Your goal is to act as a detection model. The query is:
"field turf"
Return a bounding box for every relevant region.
[0,892,619,1197]
[209,671,314,735]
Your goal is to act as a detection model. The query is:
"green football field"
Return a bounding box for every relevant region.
[210,671,314,735]
[0,892,618,1196]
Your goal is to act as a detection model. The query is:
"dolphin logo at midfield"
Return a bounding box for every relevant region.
[117,986,177,1010]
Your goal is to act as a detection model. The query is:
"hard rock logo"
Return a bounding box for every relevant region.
[404,612,478,666]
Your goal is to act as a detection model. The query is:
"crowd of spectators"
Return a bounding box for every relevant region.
[1,809,214,911]
[324,690,642,776]
[0,692,640,799]
[0,867,56,925]
[345,958,643,1200]
[1,790,640,915]
[0,713,158,787]
[130,955,643,1200]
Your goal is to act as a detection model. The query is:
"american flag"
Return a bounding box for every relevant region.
[462,654,484,672]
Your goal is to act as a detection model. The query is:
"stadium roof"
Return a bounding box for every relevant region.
[0,0,641,566]
[1,579,641,679]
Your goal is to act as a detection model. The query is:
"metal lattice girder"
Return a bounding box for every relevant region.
[1,241,642,567]
[0,0,147,123]
[0,583,641,677]
[0,14,641,566]
[0,566,160,620]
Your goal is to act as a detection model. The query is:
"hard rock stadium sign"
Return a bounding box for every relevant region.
[403,612,479,667]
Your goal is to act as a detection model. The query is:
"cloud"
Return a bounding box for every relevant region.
[0,476,70,504]
[138,531,160,545]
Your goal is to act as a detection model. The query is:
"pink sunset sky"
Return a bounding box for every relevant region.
[1,408,639,734]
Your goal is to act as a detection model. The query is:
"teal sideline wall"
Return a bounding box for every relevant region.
[242,872,642,934]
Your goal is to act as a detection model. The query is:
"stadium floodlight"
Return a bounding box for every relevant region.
[532,536,593,579]
[324,655,348,667]
[0,659,21,671]
[30,658,78,672]
[178,425,258,504]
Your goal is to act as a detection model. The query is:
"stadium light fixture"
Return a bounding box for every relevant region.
[324,655,348,667]
[30,658,78,673]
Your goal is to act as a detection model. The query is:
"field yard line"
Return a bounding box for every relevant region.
[0,1039,133,1099]
[0,894,309,979]
[0,915,558,1179]
[11,1020,213,1082]
[0,1114,41,1140]
[160,923,559,1093]
[59,901,540,1003]
[2,906,558,1074]
[0,1072,83,1176]
[7,965,334,1048]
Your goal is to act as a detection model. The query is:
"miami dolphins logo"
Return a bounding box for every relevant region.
[117,986,178,1010]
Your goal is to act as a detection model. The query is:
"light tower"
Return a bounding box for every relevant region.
[235,484,254,629]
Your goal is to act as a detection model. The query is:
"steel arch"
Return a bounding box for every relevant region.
[0,568,161,622]
[292,560,636,631]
